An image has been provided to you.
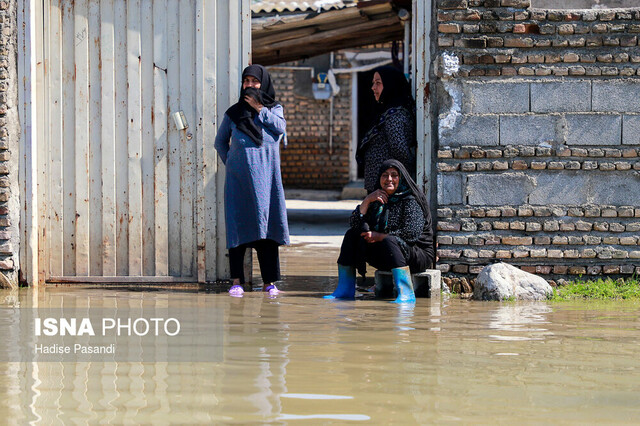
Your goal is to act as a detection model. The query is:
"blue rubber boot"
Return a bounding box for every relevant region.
[391,266,416,304]
[324,264,356,300]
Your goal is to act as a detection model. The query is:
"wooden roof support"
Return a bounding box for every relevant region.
[253,26,404,65]
[251,1,404,66]
[253,27,317,45]
[255,15,400,51]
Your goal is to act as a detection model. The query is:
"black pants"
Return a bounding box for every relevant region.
[337,228,433,273]
[229,239,280,284]
[337,228,409,275]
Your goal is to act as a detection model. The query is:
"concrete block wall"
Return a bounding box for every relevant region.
[269,54,353,190]
[435,0,640,280]
[0,0,18,287]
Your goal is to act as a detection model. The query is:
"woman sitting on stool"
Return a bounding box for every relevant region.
[324,159,434,303]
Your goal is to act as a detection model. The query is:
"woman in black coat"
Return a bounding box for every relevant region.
[357,66,416,194]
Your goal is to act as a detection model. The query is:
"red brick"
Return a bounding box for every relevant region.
[513,23,539,34]
[438,0,468,9]
[438,222,461,232]
[501,0,530,7]
[456,11,481,21]
[453,148,471,160]
[439,23,461,34]
[553,265,568,274]
[502,236,533,245]
[603,265,620,274]
[438,249,462,259]
[536,266,552,274]
[452,264,469,273]
[504,37,534,48]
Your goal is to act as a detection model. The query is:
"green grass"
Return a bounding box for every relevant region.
[551,277,640,301]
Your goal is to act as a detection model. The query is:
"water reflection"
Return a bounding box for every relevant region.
[488,303,553,342]
[0,288,639,423]
[396,303,415,332]
[277,413,370,421]
[224,295,288,419]
[281,393,353,399]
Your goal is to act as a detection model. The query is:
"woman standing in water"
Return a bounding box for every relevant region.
[215,65,289,296]
[357,65,416,194]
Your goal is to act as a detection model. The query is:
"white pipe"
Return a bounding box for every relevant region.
[329,52,334,155]
[404,20,410,80]
[344,51,392,61]
[398,8,411,80]
[350,72,358,181]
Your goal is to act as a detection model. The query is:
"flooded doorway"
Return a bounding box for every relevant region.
[253,0,435,283]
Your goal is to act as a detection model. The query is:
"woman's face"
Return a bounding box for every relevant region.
[242,75,261,90]
[380,167,400,195]
[371,72,383,102]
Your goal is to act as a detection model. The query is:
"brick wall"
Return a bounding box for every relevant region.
[0,0,18,287]
[536,1,637,9]
[434,0,640,281]
[269,54,353,190]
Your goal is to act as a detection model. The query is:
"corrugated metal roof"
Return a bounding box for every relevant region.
[251,0,352,14]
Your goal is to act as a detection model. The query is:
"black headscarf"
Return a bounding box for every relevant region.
[356,66,416,165]
[371,65,413,116]
[371,159,429,230]
[372,160,433,265]
[225,64,278,145]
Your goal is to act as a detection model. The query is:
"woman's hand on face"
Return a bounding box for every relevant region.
[244,95,263,113]
[360,231,386,243]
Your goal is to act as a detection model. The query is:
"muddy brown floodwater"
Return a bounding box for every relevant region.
[0,243,639,423]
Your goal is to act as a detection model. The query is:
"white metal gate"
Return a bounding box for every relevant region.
[21,0,251,284]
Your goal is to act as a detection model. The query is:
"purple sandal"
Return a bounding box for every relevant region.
[229,284,244,297]
[263,284,279,296]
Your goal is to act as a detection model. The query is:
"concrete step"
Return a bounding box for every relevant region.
[286,198,359,224]
[374,269,442,298]
[340,180,367,200]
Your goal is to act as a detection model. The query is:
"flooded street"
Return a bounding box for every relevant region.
[1,203,639,423]
[1,248,640,423]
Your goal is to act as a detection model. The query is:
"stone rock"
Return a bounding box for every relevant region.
[460,277,472,293]
[473,262,552,301]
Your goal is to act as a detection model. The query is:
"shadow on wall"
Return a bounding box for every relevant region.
[534,0,639,8]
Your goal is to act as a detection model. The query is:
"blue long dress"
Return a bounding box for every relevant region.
[214,104,290,249]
